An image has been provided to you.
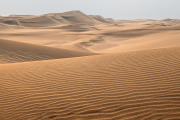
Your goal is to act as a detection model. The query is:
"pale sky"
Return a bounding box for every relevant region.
[0,0,179,19]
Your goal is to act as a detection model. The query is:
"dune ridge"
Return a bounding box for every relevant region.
[0,11,102,28]
[0,47,180,120]
[0,39,95,64]
[0,12,180,53]
[0,10,180,120]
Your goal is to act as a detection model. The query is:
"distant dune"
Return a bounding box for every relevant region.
[0,11,180,120]
[102,30,180,53]
[0,12,180,53]
[0,11,99,27]
[45,11,97,25]
[0,47,180,120]
[0,23,21,29]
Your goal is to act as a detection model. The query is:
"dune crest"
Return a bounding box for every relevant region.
[0,39,95,64]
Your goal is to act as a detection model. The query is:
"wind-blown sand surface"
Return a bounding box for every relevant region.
[0,11,180,120]
[0,47,180,120]
[0,39,95,64]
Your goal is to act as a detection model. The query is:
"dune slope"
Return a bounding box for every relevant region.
[0,11,99,27]
[0,39,95,64]
[0,47,180,120]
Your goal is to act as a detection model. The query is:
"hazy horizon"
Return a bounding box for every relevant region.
[0,0,180,20]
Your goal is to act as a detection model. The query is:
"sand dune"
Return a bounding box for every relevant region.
[0,39,95,64]
[0,17,19,26]
[0,47,180,120]
[54,24,98,32]
[18,16,59,27]
[1,12,180,53]
[0,11,180,120]
[102,30,180,53]
[0,11,101,28]
[89,15,114,23]
[0,23,22,29]
[45,10,97,25]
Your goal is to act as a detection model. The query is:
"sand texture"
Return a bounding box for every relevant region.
[0,39,94,64]
[0,47,180,120]
[0,11,180,120]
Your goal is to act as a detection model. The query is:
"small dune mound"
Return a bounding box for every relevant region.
[0,39,95,64]
[0,47,180,120]
[0,23,22,29]
[18,16,59,27]
[46,10,96,25]
[55,24,97,32]
[0,11,99,28]
[153,19,180,26]
[0,15,59,27]
[90,15,114,23]
[79,37,105,47]
[0,17,19,26]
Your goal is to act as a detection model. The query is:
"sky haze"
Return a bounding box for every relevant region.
[0,0,179,19]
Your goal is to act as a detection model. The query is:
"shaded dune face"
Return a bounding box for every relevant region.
[0,39,95,64]
[0,47,180,120]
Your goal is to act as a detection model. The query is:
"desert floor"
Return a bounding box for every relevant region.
[0,11,180,120]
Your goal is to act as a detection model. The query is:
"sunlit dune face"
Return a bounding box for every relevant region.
[0,9,180,120]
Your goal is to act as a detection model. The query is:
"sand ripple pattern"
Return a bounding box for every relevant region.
[0,39,94,64]
[0,47,180,120]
